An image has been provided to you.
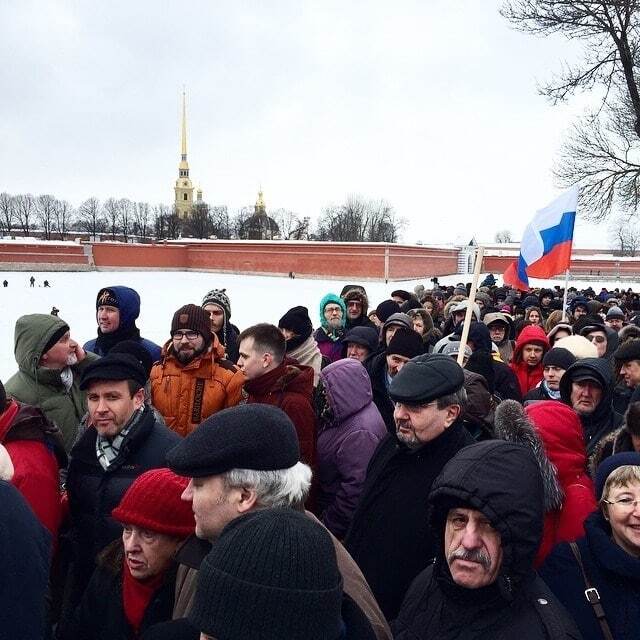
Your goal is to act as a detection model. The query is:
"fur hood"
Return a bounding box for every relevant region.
[493,400,563,511]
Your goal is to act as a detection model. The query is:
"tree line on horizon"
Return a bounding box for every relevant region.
[0,192,406,243]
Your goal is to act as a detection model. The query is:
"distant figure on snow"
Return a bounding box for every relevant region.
[43,280,50,288]
[29,276,35,287]
[51,307,59,316]
[2,280,7,288]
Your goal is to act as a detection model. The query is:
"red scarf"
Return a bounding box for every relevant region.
[122,558,166,635]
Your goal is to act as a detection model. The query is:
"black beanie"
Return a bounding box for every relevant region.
[278,306,313,340]
[79,353,148,391]
[386,327,423,359]
[376,299,401,324]
[542,347,576,371]
[171,304,212,344]
[41,324,70,357]
[189,509,343,640]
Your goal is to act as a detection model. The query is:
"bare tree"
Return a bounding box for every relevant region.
[77,198,106,238]
[271,208,301,239]
[230,206,253,239]
[315,195,403,242]
[165,207,183,239]
[132,202,151,240]
[501,1,640,220]
[494,229,513,243]
[14,193,35,236]
[104,198,119,240]
[118,198,133,242]
[0,193,15,235]
[36,194,57,240]
[609,212,640,255]
[54,200,73,240]
[184,202,211,238]
[210,205,232,239]
[152,204,170,239]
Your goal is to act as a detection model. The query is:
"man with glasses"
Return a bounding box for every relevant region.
[575,315,613,360]
[314,294,347,363]
[345,354,473,620]
[150,304,244,437]
[342,286,376,331]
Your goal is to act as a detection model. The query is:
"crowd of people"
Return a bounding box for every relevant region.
[2,276,640,639]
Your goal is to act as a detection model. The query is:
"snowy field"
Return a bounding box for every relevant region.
[1,270,638,384]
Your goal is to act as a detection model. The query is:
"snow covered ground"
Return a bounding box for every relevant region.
[1,270,638,384]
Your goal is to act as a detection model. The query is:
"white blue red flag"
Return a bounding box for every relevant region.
[503,186,579,291]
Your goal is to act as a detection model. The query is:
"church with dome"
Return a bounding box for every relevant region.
[238,190,280,240]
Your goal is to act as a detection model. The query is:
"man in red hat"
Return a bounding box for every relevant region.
[60,468,195,639]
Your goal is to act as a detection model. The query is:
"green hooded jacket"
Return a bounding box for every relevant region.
[4,314,99,451]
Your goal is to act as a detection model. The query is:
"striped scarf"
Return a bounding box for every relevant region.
[96,408,144,470]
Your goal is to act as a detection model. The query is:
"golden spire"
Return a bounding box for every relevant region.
[255,188,266,215]
[181,89,188,162]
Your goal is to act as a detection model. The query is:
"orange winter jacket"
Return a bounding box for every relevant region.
[150,335,245,437]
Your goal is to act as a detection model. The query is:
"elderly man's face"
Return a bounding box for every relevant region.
[570,380,603,415]
[393,400,460,449]
[122,524,180,581]
[445,507,503,589]
[386,353,410,377]
[182,475,243,541]
[347,342,369,362]
[323,303,343,329]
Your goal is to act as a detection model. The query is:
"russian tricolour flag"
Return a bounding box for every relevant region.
[503,186,579,291]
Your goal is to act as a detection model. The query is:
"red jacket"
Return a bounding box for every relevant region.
[526,401,597,566]
[510,324,550,396]
[244,360,317,467]
[0,400,67,542]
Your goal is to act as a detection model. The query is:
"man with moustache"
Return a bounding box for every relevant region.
[150,304,244,437]
[5,313,99,451]
[345,354,473,620]
[393,441,580,639]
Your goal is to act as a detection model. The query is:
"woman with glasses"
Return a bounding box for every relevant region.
[540,452,640,639]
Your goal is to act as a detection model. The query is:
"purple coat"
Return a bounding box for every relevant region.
[317,358,387,538]
[314,327,344,363]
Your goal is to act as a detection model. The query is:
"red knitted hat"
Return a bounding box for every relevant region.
[112,468,195,538]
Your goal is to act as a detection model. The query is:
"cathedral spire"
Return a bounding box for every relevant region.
[181,89,188,162]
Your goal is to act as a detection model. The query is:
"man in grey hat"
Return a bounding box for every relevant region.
[344,354,474,621]
[164,404,392,640]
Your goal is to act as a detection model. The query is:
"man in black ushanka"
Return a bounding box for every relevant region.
[345,354,474,621]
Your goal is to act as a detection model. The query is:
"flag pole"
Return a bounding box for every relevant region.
[457,246,485,366]
[562,268,570,322]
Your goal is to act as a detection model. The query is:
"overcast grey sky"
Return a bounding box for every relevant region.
[0,1,605,247]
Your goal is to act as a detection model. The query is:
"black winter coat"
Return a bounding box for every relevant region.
[344,421,473,620]
[540,510,640,640]
[66,407,181,595]
[62,541,177,640]
[364,351,395,434]
[393,440,581,640]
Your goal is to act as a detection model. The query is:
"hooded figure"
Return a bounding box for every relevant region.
[483,312,515,364]
[85,286,162,362]
[314,294,347,364]
[494,400,596,567]
[342,287,376,331]
[4,314,99,451]
[393,441,581,640]
[510,325,550,396]
[316,359,387,538]
[278,306,323,386]
[560,357,622,455]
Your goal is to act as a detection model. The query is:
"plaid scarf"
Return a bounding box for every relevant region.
[96,407,144,471]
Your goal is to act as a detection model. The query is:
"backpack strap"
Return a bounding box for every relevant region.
[568,542,614,640]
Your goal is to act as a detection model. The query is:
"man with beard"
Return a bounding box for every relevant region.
[84,286,162,362]
[393,441,580,639]
[150,304,244,437]
[345,354,473,620]
[342,286,376,331]
[5,313,99,451]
